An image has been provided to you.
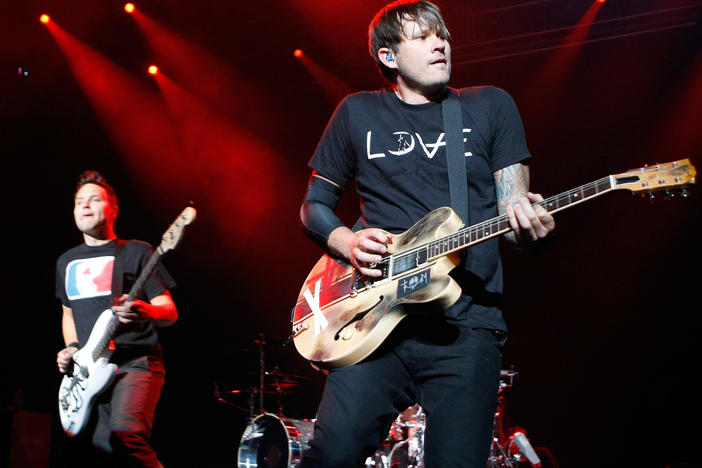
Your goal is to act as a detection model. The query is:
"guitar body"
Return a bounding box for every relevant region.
[292,207,464,369]
[58,309,118,437]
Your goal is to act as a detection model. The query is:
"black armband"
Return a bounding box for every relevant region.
[300,174,345,249]
[67,342,80,349]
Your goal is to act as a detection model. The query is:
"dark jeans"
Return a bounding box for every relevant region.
[92,348,166,468]
[301,318,503,468]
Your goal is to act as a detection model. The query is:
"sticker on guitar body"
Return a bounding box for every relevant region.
[303,279,329,337]
[397,269,431,299]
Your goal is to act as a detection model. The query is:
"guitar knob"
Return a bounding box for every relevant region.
[339,327,354,340]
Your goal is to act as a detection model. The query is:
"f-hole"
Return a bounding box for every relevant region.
[334,295,384,341]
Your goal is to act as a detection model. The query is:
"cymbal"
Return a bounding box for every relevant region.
[266,368,308,379]
[218,386,294,395]
[245,378,304,391]
[248,369,310,385]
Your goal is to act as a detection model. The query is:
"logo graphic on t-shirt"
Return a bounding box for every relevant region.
[366,129,472,160]
[65,256,114,300]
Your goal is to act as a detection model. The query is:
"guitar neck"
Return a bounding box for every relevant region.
[385,176,615,276]
[394,176,616,272]
[428,176,614,259]
[125,248,163,302]
[387,159,695,274]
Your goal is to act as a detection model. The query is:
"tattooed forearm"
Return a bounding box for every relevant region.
[494,163,530,243]
[494,163,530,214]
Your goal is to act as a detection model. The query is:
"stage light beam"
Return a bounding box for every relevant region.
[124,3,135,13]
[39,14,50,24]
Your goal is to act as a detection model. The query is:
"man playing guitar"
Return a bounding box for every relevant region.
[298,1,554,466]
[56,170,177,467]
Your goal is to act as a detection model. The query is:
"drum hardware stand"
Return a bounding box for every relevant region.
[217,333,310,421]
[253,333,267,416]
[487,367,543,468]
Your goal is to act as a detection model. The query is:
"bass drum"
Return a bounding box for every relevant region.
[237,413,314,468]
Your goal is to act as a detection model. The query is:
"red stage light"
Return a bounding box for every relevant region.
[294,49,303,58]
[39,14,50,24]
[148,65,159,75]
[124,3,135,13]
[596,0,605,3]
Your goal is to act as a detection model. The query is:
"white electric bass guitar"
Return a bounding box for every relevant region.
[58,206,196,436]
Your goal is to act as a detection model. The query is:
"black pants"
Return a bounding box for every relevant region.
[301,319,503,468]
[92,348,166,467]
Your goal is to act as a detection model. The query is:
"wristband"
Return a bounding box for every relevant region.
[300,175,345,248]
[67,342,80,349]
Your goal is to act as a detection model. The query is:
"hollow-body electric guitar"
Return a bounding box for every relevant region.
[291,159,696,369]
[58,206,196,436]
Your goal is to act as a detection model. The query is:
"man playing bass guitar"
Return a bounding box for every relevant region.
[56,170,177,467]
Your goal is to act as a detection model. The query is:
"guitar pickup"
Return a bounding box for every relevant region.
[350,259,389,296]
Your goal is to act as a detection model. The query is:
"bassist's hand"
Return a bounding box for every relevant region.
[57,346,78,374]
[112,294,150,324]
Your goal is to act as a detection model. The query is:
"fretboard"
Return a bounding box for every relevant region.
[126,248,163,302]
[391,176,614,275]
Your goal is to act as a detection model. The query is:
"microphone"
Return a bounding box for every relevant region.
[511,431,541,466]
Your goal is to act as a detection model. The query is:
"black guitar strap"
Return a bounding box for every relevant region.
[442,89,472,269]
[442,89,469,227]
[111,239,127,300]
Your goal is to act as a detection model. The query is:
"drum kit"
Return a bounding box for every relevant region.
[234,403,425,468]
[215,334,316,468]
[222,336,550,468]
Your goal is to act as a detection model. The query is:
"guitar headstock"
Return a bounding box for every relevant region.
[612,159,696,199]
[159,206,197,254]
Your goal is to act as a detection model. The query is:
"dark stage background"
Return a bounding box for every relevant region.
[2,0,701,467]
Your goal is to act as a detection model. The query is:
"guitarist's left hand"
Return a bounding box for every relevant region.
[506,192,555,244]
[112,292,178,326]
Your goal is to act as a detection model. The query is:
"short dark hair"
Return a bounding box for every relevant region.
[368,0,450,83]
[75,170,119,210]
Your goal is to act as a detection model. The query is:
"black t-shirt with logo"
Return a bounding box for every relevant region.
[309,86,531,330]
[56,239,176,348]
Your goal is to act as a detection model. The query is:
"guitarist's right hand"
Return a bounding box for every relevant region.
[328,226,390,278]
[57,345,78,374]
